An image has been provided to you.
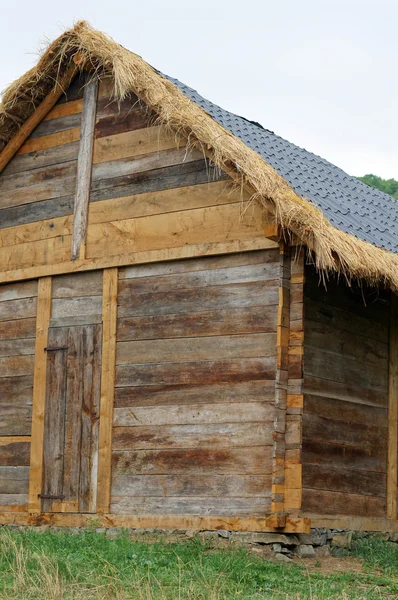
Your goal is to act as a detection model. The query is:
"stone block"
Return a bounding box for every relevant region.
[232,532,299,545]
[295,544,316,558]
[331,532,353,549]
[275,552,293,563]
[315,545,331,557]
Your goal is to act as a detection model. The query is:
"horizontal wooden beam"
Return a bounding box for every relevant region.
[0,511,310,533]
[303,513,398,533]
[0,237,279,286]
[0,65,78,175]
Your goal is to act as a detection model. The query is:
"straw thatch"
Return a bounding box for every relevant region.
[1,21,397,290]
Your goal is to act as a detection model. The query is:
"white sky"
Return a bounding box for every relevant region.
[1,0,397,179]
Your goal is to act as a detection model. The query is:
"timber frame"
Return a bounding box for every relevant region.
[0,42,396,535]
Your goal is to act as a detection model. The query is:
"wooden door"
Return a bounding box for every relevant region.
[41,324,102,513]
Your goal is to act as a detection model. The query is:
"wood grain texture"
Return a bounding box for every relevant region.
[388,293,398,519]
[0,65,77,173]
[302,266,390,518]
[0,238,278,286]
[28,277,52,512]
[0,511,310,533]
[71,80,98,260]
[97,268,118,513]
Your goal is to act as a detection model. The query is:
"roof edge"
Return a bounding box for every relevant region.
[1,21,397,291]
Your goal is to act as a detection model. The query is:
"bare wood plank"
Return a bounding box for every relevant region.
[97,268,118,513]
[113,402,274,427]
[119,248,279,280]
[44,99,83,121]
[86,202,269,259]
[30,113,82,139]
[302,464,386,498]
[41,328,68,512]
[0,356,35,378]
[62,327,84,512]
[93,125,178,164]
[112,423,273,451]
[0,438,31,466]
[304,375,388,408]
[0,172,76,210]
[302,439,387,473]
[95,107,150,139]
[0,281,37,302]
[114,381,276,409]
[79,324,102,513]
[0,297,37,322]
[0,511,310,533]
[118,262,280,295]
[117,306,277,341]
[110,496,271,516]
[0,238,278,286]
[0,66,77,174]
[28,277,52,512]
[116,333,276,365]
[50,296,102,328]
[0,494,28,506]
[52,271,103,299]
[91,147,202,187]
[71,80,98,260]
[0,196,74,231]
[304,395,388,429]
[117,281,279,319]
[111,474,271,497]
[18,128,81,156]
[2,142,80,177]
[0,467,29,494]
[0,160,76,194]
[0,406,32,435]
[0,235,71,273]
[302,488,386,518]
[302,413,386,451]
[0,376,33,404]
[387,293,398,519]
[112,446,272,476]
[0,339,36,357]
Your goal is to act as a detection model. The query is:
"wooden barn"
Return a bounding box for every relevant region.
[0,21,397,535]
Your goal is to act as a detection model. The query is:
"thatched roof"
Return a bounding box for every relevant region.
[1,21,397,291]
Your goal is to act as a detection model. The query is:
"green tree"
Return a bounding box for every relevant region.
[358,174,398,199]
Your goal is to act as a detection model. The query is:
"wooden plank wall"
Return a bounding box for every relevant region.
[111,249,279,517]
[0,75,86,272]
[302,265,390,518]
[0,74,278,284]
[0,280,38,508]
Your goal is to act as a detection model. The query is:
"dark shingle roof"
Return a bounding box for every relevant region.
[165,75,398,254]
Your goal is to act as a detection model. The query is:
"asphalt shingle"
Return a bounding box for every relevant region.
[164,74,398,253]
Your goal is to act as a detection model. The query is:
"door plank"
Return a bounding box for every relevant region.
[41,328,68,512]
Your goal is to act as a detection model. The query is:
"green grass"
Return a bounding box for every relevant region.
[0,527,396,599]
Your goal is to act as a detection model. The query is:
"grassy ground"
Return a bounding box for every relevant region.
[0,527,397,599]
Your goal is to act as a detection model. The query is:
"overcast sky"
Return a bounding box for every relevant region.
[1,0,397,179]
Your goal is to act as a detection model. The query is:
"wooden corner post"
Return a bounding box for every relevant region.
[28,276,52,512]
[271,241,290,515]
[388,293,398,520]
[97,267,118,513]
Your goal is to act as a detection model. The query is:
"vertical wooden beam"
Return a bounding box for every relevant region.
[97,268,118,513]
[28,276,52,513]
[284,247,305,515]
[0,66,77,175]
[71,79,98,260]
[387,293,398,520]
[271,241,290,515]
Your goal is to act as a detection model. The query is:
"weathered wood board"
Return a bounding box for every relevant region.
[111,249,279,518]
[302,266,390,518]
